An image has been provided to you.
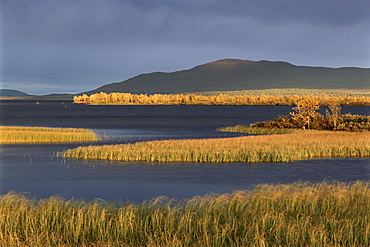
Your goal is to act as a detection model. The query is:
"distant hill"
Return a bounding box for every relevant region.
[0,89,29,97]
[84,59,370,95]
[0,89,73,101]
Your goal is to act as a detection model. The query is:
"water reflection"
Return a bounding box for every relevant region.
[1,143,369,202]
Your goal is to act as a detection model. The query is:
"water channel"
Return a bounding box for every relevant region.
[1,101,369,202]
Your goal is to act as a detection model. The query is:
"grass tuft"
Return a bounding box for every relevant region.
[0,126,100,143]
[217,126,304,134]
[61,131,370,162]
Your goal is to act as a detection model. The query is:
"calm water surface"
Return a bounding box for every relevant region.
[1,101,369,202]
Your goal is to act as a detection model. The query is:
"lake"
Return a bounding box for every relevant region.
[1,100,369,202]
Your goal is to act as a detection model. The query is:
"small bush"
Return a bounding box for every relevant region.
[248,100,370,131]
[250,114,370,132]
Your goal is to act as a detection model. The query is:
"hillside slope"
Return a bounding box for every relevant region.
[0,89,29,97]
[85,59,370,95]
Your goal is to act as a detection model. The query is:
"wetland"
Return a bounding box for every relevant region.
[1,100,369,202]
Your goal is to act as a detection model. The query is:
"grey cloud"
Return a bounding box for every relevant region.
[6,0,369,45]
[215,0,369,26]
[128,0,370,26]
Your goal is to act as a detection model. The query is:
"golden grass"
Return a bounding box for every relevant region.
[217,125,305,134]
[62,131,370,162]
[198,88,370,97]
[0,181,369,246]
[0,126,100,144]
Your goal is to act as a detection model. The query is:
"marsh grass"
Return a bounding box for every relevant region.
[217,125,304,134]
[1,181,369,246]
[0,126,100,143]
[61,131,370,162]
[198,88,370,97]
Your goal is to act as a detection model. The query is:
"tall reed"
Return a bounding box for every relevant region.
[217,125,304,134]
[1,181,369,246]
[0,126,100,143]
[61,131,370,162]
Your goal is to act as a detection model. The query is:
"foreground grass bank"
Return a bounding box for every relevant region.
[0,126,99,143]
[1,181,369,246]
[61,131,370,162]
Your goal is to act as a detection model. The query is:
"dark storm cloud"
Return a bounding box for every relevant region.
[2,0,369,94]
[206,0,369,26]
[4,0,369,45]
[128,0,370,28]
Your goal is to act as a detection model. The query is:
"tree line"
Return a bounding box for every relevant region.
[74,92,370,106]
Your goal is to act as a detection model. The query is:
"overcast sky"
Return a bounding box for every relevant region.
[1,0,369,95]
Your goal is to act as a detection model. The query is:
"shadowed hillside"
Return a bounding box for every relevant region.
[0,89,29,97]
[84,59,370,95]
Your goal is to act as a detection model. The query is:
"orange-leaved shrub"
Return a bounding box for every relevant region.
[251,99,370,131]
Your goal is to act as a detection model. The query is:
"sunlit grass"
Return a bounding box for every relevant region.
[198,88,370,97]
[0,126,100,143]
[1,181,369,246]
[217,125,304,134]
[61,131,370,162]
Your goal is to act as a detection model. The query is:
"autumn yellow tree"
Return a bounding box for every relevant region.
[326,101,341,128]
[290,96,322,129]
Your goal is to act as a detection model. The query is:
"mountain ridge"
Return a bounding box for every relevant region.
[84,59,370,95]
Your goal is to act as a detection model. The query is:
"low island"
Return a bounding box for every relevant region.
[0,126,99,144]
[61,97,370,163]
